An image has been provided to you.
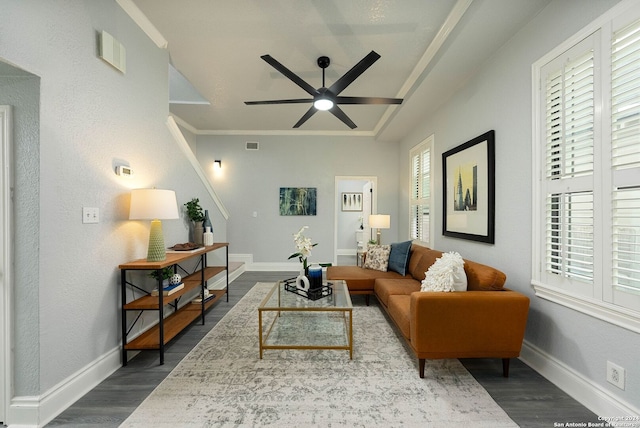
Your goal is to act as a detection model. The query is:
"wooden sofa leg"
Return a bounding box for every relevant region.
[419,359,425,378]
[502,358,510,378]
[365,294,370,306]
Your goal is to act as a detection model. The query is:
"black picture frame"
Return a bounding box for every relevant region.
[442,130,495,244]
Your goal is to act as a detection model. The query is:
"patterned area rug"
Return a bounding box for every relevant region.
[120,283,517,427]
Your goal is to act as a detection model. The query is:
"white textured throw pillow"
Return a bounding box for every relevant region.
[421,251,467,292]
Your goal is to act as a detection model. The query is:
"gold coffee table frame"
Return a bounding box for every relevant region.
[258,280,353,359]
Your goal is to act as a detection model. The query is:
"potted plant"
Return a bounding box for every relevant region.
[184,198,205,244]
[149,267,174,285]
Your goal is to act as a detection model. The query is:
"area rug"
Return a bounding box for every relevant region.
[120,282,517,428]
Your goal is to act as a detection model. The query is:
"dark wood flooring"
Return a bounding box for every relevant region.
[46,271,598,427]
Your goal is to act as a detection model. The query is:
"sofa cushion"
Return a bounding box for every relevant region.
[464,259,506,291]
[363,244,391,271]
[327,265,405,292]
[408,247,443,281]
[387,294,412,339]
[374,278,421,307]
[388,240,412,276]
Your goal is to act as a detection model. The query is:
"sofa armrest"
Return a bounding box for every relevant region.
[409,290,530,359]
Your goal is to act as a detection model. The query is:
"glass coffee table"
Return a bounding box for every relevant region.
[258,280,353,359]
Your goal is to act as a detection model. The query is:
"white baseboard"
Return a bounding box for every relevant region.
[6,270,247,427]
[8,346,121,428]
[336,248,357,256]
[520,340,639,417]
[229,253,253,266]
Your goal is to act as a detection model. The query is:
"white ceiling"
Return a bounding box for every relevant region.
[128,0,550,141]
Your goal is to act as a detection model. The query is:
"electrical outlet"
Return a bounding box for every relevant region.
[82,207,99,224]
[607,361,625,390]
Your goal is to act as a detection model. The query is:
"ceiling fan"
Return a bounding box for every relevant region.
[245,50,403,129]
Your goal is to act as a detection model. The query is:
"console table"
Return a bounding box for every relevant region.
[119,243,228,365]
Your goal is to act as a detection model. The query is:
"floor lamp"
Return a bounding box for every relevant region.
[129,188,179,261]
[369,214,390,245]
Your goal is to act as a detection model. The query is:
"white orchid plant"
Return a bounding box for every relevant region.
[287,226,318,270]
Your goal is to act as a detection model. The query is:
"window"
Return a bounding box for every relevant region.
[532,1,640,332]
[409,136,433,244]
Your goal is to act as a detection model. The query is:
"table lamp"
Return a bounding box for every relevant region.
[369,214,390,245]
[129,188,179,261]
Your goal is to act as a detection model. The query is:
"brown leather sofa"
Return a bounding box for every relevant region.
[327,243,530,378]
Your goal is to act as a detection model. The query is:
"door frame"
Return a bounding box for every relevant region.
[1,105,13,424]
[334,176,377,266]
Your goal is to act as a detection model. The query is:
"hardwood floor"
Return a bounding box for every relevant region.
[47,271,598,427]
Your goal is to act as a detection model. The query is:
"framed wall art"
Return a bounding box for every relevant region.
[279,187,317,216]
[442,130,495,244]
[341,192,363,212]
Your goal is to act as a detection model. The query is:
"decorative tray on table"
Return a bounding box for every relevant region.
[283,277,333,301]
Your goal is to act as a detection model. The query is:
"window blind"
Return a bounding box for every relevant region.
[546,192,594,283]
[612,18,640,295]
[545,52,594,180]
[410,143,430,242]
[612,18,640,171]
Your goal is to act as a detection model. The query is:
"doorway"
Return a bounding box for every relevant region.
[0,105,12,425]
[334,176,377,266]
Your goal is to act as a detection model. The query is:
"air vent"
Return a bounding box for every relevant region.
[246,141,259,150]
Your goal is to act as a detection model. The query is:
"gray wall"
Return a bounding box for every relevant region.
[398,0,638,409]
[0,0,225,405]
[195,135,400,266]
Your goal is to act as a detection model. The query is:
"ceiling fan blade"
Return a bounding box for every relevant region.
[328,51,381,95]
[335,96,403,105]
[260,55,318,96]
[245,98,313,105]
[293,106,318,128]
[329,105,357,129]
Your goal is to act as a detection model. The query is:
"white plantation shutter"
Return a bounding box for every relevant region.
[613,189,640,294]
[545,192,594,283]
[410,138,432,243]
[533,4,640,329]
[611,18,640,296]
[542,39,595,287]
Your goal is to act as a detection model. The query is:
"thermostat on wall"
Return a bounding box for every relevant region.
[115,165,134,177]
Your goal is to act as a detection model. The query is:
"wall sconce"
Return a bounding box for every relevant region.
[214,160,222,169]
[369,214,390,245]
[129,188,179,261]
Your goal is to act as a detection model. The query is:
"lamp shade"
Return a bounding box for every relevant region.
[129,188,179,220]
[129,188,179,262]
[369,214,390,229]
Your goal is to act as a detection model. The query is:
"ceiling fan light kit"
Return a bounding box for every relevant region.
[245,51,403,129]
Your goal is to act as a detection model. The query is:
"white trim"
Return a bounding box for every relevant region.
[373,0,473,135]
[194,128,375,137]
[334,176,377,266]
[520,341,640,417]
[115,0,168,49]
[166,116,230,220]
[1,105,12,425]
[7,347,121,428]
[532,281,640,334]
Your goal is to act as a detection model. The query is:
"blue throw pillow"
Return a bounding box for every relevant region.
[388,240,412,276]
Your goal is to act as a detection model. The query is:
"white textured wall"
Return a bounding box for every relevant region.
[195,135,400,265]
[0,0,226,401]
[399,0,638,410]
